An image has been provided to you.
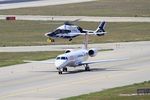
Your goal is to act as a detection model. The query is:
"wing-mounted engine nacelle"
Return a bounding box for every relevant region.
[65,49,74,53]
[88,48,98,57]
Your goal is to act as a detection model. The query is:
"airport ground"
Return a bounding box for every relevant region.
[0,0,94,10]
[0,0,150,99]
[64,81,150,100]
[0,41,150,100]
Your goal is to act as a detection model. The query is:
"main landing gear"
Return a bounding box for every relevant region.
[58,71,62,74]
[63,67,68,72]
[69,38,72,41]
[85,64,90,71]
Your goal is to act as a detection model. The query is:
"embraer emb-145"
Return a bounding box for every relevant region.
[45,21,106,42]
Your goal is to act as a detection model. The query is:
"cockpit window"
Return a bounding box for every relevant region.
[61,57,68,60]
[54,29,71,34]
[56,57,60,60]
[56,56,68,60]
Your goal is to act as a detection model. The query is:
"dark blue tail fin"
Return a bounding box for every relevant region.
[95,21,106,33]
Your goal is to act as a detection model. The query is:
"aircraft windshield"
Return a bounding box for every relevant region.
[56,56,68,60]
[54,29,71,34]
[56,57,60,60]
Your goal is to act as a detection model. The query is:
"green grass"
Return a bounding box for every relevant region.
[63,81,150,100]
[0,51,62,67]
[0,20,150,46]
[0,20,50,46]
[0,0,150,17]
[78,22,150,43]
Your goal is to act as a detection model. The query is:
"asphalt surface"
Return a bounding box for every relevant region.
[0,0,94,10]
[1,15,150,22]
[0,43,117,52]
[0,41,150,100]
[0,41,149,52]
[0,0,39,4]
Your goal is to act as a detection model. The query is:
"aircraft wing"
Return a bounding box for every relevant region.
[81,58,128,65]
[23,60,54,64]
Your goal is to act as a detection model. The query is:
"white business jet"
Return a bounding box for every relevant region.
[54,48,126,74]
[25,40,125,74]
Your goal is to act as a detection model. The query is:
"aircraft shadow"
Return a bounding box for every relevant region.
[32,70,58,73]
[32,67,132,74]
[63,67,127,75]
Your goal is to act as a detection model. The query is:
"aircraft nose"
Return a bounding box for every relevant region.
[55,60,67,69]
[45,32,49,37]
[45,32,53,37]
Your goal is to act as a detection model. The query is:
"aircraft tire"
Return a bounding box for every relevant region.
[58,71,62,74]
[85,65,90,71]
[63,68,67,72]
[69,38,72,41]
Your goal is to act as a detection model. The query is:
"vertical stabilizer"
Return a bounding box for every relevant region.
[95,21,106,33]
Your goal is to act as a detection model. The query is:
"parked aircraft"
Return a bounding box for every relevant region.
[45,21,107,42]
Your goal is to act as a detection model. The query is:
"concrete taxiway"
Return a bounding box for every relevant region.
[0,0,94,10]
[0,41,150,100]
[1,15,150,22]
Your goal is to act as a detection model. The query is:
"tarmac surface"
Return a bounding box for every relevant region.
[1,15,150,22]
[0,41,150,100]
[0,0,38,4]
[0,0,94,10]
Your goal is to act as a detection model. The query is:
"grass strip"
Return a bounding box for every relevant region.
[63,81,150,100]
[0,20,150,46]
[0,51,62,67]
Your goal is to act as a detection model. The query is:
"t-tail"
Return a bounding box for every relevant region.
[95,21,107,36]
